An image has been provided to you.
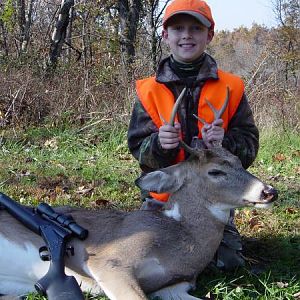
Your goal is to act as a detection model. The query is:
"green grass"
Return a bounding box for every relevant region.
[0,123,141,209]
[0,125,299,299]
[249,130,299,209]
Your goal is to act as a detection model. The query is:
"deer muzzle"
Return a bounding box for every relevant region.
[252,185,278,208]
[261,185,278,203]
[244,185,278,208]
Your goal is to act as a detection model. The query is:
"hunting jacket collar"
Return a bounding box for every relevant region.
[156,53,219,86]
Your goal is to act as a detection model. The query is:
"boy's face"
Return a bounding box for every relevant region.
[162,14,213,63]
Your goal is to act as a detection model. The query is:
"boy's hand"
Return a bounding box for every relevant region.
[159,122,181,150]
[201,119,224,148]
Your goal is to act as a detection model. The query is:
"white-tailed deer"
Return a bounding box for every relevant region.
[0,90,277,300]
[0,146,277,300]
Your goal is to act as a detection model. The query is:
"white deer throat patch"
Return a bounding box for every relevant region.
[208,203,232,224]
[163,203,181,221]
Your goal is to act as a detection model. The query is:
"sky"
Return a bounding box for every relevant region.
[205,0,277,31]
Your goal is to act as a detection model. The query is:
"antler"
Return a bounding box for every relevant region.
[166,87,200,156]
[206,86,230,120]
[169,87,186,125]
[193,86,230,148]
[193,86,230,126]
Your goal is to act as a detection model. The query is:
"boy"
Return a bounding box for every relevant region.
[127,0,259,270]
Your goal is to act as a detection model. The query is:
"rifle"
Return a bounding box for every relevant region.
[0,192,88,300]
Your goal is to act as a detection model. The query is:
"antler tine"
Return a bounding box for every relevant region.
[204,86,230,121]
[216,86,230,119]
[169,87,187,126]
[165,87,199,156]
[192,87,230,149]
[180,140,202,156]
[193,114,207,125]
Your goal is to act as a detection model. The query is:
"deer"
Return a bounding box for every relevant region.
[0,87,277,300]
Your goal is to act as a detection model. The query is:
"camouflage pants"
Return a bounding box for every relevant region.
[216,209,244,270]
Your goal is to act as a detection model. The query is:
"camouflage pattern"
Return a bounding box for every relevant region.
[128,53,259,177]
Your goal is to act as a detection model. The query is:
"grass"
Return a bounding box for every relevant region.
[0,124,299,299]
[0,123,141,209]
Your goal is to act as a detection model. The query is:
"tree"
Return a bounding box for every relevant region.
[0,0,14,57]
[272,0,300,85]
[142,0,170,70]
[47,0,74,69]
[118,0,142,72]
[0,18,9,56]
[17,0,35,54]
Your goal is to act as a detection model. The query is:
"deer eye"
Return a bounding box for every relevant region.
[208,169,226,177]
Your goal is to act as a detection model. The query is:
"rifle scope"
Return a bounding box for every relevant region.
[37,203,88,240]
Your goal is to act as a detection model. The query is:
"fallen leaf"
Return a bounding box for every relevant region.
[44,138,58,150]
[55,186,63,194]
[293,150,300,157]
[243,210,252,217]
[293,291,300,298]
[75,186,94,196]
[89,199,113,209]
[19,170,31,177]
[249,217,259,228]
[286,207,298,214]
[204,291,215,299]
[273,153,286,161]
[276,281,288,288]
[118,153,134,161]
[249,217,265,231]
[95,199,110,206]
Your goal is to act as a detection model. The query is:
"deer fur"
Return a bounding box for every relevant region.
[0,147,277,300]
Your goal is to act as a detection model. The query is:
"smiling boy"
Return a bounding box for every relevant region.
[128,0,259,270]
[163,14,213,63]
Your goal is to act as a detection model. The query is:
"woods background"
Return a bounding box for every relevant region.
[0,0,299,131]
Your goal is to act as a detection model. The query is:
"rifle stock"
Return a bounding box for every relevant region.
[35,256,84,300]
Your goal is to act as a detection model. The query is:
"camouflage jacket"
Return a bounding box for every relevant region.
[127,54,259,175]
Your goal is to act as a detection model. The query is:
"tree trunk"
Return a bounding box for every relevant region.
[65,5,74,63]
[22,0,35,52]
[16,0,35,54]
[17,0,25,55]
[147,0,170,70]
[0,20,9,56]
[47,0,74,69]
[118,0,141,74]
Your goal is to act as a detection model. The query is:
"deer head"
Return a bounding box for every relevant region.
[136,147,277,213]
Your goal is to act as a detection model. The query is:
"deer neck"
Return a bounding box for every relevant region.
[163,191,229,233]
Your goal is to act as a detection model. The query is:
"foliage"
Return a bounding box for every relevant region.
[0,0,15,31]
[0,1,299,130]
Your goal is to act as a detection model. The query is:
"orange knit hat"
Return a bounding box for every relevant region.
[163,0,215,31]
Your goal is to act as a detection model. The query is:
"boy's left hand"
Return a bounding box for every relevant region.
[201,119,224,148]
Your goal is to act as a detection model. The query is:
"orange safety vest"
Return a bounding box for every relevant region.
[136,69,244,202]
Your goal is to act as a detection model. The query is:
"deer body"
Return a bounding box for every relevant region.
[0,148,276,300]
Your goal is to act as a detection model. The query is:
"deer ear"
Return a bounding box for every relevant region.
[135,170,183,193]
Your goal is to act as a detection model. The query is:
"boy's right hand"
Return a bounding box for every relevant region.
[158,122,181,150]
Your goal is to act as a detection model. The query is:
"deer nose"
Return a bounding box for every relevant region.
[262,186,278,203]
